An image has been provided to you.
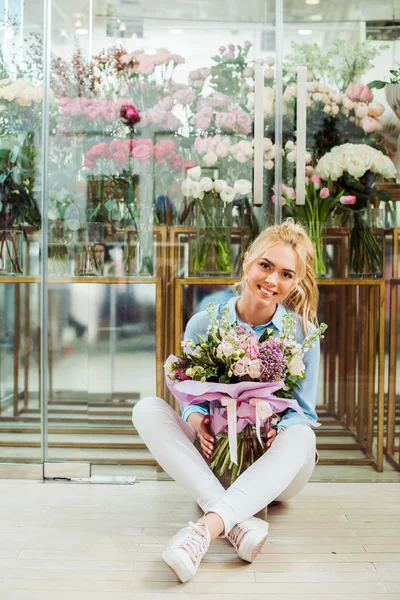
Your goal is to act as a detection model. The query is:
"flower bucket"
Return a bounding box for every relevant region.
[73,222,106,277]
[0,230,23,275]
[349,208,384,278]
[189,199,231,277]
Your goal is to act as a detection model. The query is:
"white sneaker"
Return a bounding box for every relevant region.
[161,520,211,583]
[227,516,269,562]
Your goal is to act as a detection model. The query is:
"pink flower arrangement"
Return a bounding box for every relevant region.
[84,138,183,171]
[58,96,129,130]
[190,93,252,135]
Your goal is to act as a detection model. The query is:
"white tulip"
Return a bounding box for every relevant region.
[181,178,194,197]
[203,151,218,167]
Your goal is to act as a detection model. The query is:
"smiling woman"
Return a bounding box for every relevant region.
[132,218,321,583]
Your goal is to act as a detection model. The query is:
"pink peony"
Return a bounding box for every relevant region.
[215,111,237,130]
[340,195,357,205]
[355,102,369,118]
[368,101,385,117]
[319,187,330,199]
[136,138,153,147]
[153,145,166,164]
[361,116,382,133]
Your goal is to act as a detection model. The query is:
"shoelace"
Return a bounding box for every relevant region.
[179,521,209,566]
[228,523,249,549]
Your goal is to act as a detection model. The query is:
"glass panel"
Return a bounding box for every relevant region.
[0,1,43,463]
[280,0,398,278]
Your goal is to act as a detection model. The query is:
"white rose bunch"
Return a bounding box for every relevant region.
[0,79,48,106]
[316,144,396,181]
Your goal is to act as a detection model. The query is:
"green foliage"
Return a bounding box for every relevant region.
[284,39,388,92]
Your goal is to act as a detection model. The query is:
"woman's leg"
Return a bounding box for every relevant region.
[132,396,226,515]
[206,424,316,534]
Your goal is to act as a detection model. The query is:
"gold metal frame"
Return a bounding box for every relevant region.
[386,278,399,470]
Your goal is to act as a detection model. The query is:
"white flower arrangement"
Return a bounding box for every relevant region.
[0,78,54,106]
[316,143,397,181]
[182,166,252,204]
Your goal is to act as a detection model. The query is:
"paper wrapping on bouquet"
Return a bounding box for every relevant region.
[165,355,320,465]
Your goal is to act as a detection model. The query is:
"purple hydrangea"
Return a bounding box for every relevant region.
[259,339,288,382]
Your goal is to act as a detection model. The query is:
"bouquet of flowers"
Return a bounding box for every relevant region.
[165,304,327,485]
[315,143,396,274]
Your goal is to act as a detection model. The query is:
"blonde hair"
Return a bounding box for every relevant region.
[235,218,319,333]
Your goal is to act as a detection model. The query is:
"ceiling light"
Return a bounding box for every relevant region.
[310,14,323,21]
[76,28,88,35]
[170,29,183,35]
[306,0,320,4]
[298,29,312,35]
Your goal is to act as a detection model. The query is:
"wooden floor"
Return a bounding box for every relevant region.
[1,480,400,599]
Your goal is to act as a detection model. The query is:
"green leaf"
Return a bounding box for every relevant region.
[0,148,10,159]
[367,80,386,89]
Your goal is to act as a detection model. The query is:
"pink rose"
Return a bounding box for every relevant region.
[193,114,211,130]
[182,160,197,173]
[319,187,330,199]
[219,46,226,53]
[368,101,385,117]
[170,156,183,171]
[90,142,108,158]
[153,145,166,164]
[159,139,176,155]
[132,144,153,163]
[136,138,153,146]
[215,111,237,130]
[113,151,128,166]
[236,112,252,134]
[228,43,235,51]
[248,359,263,379]
[340,195,357,205]
[84,158,96,169]
[174,88,195,105]
[233,357,250,378]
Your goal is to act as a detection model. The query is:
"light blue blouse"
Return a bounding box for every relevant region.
[182,296,320,430]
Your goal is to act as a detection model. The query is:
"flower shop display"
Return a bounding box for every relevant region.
[316,143,396,276]
[165,304,327,485]
[181,166,252,276]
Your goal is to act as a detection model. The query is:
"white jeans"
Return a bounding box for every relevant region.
[132,396,317,535]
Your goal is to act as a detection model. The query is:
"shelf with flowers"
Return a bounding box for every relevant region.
[83,134,184,277]
[180,166,252,276]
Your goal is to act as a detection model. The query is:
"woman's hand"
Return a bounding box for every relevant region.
[198,416,215,459]
[265,426,278,450]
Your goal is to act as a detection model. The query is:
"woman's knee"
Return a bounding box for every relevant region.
[283,424,316,458]
[132,396,166,428]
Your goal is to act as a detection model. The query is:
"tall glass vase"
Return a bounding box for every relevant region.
[349,208,384,278]
[73,222,106,276]
[0,230,23,275]
[189,195,231,277]
[306,221,327,277]
[124,203,154,276]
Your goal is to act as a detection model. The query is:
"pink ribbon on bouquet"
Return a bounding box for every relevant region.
[249,398,273,445]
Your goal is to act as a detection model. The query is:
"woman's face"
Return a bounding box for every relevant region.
[244,242,298,308]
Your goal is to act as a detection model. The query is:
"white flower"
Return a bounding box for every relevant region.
[264,160,274,170]
[233,179,252,195]
[213,179,228,193]
[187,166,201,181]
[288,354,305,377]
[285,140,295,151]
[220,186,236,204]
[199,177,213,192]
[286,150,297,163]
[192,181,205,200]
[181,178,194,197]
[217,341,234,358]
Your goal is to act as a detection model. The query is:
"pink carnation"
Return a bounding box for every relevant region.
[159,139,176,155]
[131,144,153,163]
